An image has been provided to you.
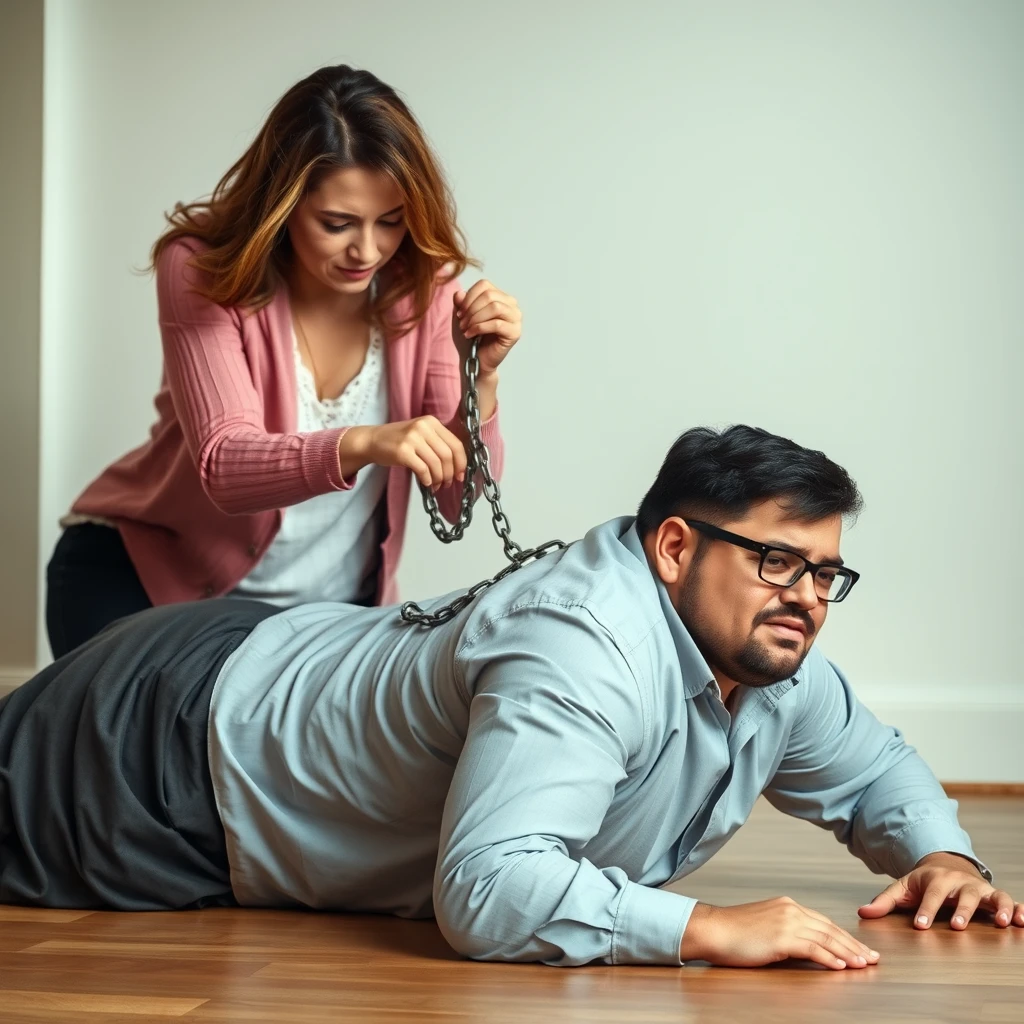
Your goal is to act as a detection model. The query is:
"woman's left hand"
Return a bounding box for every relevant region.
[451,280,521,379]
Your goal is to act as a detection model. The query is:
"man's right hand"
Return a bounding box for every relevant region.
[681,897,881,970]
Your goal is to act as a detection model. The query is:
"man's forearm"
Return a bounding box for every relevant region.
[846,749,989,878]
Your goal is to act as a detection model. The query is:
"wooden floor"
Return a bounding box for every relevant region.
[1,796,1021,1023]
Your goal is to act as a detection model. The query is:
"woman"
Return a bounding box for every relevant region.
[46,64,521,659]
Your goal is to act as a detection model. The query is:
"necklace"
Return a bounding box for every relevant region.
[293,313,326,402]
[292,274,377,402]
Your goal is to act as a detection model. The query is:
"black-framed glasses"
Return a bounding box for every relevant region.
[685,520,860,603]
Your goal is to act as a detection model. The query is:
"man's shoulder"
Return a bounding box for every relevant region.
[774,645,850,724]
[458,518,665,662]
[796,645,846,687]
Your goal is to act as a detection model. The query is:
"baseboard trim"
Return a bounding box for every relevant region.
[941,783,1024,796]
[863,700,1023,785]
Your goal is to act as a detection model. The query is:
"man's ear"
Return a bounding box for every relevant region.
[647,517,698,586]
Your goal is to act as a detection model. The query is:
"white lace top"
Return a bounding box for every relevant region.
[230,326,389,607]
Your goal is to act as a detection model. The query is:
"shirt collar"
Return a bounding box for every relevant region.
[619,520,717,699]
[618,518,801,702]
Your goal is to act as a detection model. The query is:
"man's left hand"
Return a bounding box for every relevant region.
[858,852,1024,930]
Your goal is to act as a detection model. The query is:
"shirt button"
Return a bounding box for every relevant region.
[247,543,258,557]
[203,585,215,598]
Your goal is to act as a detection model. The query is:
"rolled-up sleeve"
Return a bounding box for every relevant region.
[434,605,694,966]
[762,650,990,880]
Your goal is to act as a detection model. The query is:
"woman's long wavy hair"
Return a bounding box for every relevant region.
[151,65,476,332]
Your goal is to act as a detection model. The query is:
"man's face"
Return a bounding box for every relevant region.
[658,500,842,687]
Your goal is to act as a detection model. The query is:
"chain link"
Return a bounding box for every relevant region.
[400,341,566,627]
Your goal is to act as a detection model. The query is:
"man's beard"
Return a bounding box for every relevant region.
[675,572,814,688]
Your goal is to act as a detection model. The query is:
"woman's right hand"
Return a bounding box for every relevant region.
[339,418,468,491]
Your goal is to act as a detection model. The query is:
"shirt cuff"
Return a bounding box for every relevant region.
[611,881,696,965]
[889,818,993,881]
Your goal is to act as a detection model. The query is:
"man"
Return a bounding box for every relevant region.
[2,424,1021,970]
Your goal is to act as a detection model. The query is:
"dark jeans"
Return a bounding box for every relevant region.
[46,523,153,659]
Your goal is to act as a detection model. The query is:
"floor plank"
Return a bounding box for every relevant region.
[0,909,94,925]
[0,796,1020,1022]
[0,989,206,1016]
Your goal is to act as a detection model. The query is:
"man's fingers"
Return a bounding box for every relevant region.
[980,890,1016,928]
[812,929,870,967]
[806,943,850,970]
[950,887,985,930]
[914,882,954,929]
[803,909,878,961]
[797,936,849,970]
[797,932,869,971]
[829,926,878,965]
[858,880,906,918]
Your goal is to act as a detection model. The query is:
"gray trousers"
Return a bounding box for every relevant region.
[0,598,277,909]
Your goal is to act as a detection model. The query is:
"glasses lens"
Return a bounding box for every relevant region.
[815,567,853,602]
[761,552,854,602]
[760,550,805,586]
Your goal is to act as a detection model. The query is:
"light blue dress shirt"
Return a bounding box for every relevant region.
[208,517,988,966]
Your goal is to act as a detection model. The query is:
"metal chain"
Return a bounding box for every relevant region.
[400,340,566,627]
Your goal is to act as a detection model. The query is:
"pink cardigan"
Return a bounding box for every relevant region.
[71,237,504,607]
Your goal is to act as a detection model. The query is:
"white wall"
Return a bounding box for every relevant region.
[23,0,1024,778]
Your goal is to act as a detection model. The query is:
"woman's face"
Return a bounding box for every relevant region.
[286,166,408,296]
